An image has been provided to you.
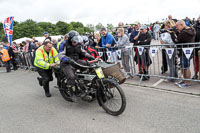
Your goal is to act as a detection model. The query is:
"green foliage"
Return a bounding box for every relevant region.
[95,23,104,31]
[107,24,114,32]
[0,19,96,42]
[13,19,43,40]
[56,21,73,35]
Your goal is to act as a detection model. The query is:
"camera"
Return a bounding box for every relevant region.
[160,26,176,33]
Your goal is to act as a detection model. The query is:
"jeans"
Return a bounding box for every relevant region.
[121,49,130,73]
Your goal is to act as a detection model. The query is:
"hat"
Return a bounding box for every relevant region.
[140,25,147,30]
[43,32,48,35]
[134,21,140,25]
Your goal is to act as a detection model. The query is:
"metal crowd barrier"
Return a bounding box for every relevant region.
[15,51,36,70]
[95,42,200,85]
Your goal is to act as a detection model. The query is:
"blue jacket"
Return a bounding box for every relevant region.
[58,40,66,53]
[101,32,116,48]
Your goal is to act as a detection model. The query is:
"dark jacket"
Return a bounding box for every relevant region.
[7,46,15,58]
[170,27,196,56]
[129,30,140,44]
[171,27,196,46]
[65,41,86,61]
[43,36,52,43]
[136,32,152,46]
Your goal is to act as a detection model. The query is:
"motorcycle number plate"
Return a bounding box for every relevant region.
[95,68,105,79]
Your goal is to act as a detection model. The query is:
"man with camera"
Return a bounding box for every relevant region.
[169,20,196,88]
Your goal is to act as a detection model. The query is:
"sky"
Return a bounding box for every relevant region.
[0,0,200,27]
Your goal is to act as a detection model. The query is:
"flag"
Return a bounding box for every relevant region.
[3,16,14,47]
[182,48,194,59]
[165,48,174,59]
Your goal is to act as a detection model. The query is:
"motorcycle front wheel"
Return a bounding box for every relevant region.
[97,78,126,116]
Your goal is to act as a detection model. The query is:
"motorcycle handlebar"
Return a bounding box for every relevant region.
[73,60,99,69]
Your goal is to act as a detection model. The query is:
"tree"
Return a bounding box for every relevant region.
[107,24,114,32]
[38,22,59,35]
[13,19,43,40]
[95,23,104,31]
[56,21,73,35]
[70,21,84,29]
[85,24,94,33]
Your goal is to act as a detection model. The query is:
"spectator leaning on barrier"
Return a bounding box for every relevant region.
[170,20,196,88]
[0,45,11,72]
[118,22,128,35]
[160,22,177,82]
[93,33,102,48]
[116,28,131,78]
[34,41,60,97]
[135,25,152,81]
[101,27,117,63]
[192,16,200,79]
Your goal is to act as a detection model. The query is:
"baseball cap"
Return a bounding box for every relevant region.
[43,32,48,35]
[140,25,147,30]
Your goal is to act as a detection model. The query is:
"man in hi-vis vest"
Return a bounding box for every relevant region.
[0,45,11,72]
[34,41,60,97]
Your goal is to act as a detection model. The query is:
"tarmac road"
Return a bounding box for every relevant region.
[0,70,200,133]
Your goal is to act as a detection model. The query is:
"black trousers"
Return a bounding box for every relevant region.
[4,60,11,72]
[161,49,168,73]
[11,58,17,70]
[61,60,88,86]
[37,68,53,90]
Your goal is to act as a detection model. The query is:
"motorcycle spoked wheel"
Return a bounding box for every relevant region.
[59,78,73,102]
[97,78,126,116]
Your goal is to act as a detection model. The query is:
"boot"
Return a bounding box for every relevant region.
[146,71,150,79]
[142,70,149,81]
[37,77,43,86]
[44,88,51,97]
[43,82,51,97]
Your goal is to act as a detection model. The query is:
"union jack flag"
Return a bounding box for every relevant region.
[3,16,15,49]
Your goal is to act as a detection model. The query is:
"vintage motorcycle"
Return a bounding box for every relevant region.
[55,59,126,116]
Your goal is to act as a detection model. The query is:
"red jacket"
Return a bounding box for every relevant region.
[83,46,101,60]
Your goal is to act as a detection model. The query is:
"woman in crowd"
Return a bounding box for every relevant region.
[116,28,131,78]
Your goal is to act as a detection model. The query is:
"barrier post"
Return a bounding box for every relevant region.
[198,50,200,80]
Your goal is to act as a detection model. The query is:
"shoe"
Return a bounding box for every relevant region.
[142,76,149,81]
[126,75,131,79]
[45,91,51,97]
[178,83,191,88]
[37,77,42,86]
[175,81,184,86]
[192,75,198,79]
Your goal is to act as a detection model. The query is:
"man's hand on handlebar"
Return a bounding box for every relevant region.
[50,63,57,67]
